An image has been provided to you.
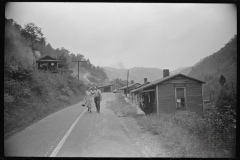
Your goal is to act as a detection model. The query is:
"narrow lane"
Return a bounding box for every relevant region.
[55,93,144,157]
[5,93,145,157]
[4,100,87,157]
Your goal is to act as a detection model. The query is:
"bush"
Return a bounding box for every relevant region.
[58,95,70,104]
[4,60,87,138]
[134,92,236,158]
[4,93,15,111]
[136,111,235,157]
[66,74,85,94]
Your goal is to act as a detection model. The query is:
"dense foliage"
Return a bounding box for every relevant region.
[188,35,237,101]
[4,17,107,138]
[112,78,130,85]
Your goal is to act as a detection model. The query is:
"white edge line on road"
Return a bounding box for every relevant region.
[50,108,88,157]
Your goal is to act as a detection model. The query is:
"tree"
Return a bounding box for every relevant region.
[219,75,226,87]
[58,53,69,69]
[21,23,46,50]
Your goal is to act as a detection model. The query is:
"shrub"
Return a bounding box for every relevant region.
[4,93,15,111]
[58,95,70,104]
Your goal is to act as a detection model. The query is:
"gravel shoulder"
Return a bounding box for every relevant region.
[107,93,170,157]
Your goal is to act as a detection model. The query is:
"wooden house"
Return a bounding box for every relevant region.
[36,55,59,73]
[130,78,150,105]
[98,82,124,92]
[131,69,205,116]
[119,81,141,96]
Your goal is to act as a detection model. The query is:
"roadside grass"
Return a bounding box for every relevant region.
[113,93,235,158]
[4,69,86,140]
[109,93,137,117]
[4,92,84,140]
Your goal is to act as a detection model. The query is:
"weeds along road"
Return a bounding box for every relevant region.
[4,93,145,157]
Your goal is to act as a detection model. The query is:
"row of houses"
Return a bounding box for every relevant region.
[118,69,206,116]
[98,80,141,93]
[98,82,124,92]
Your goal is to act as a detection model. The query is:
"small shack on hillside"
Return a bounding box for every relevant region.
[98,82,124,92]
[131,69,205,116]
[36,55,59,73]
[119,80,141,96]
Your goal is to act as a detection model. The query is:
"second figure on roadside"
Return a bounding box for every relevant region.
[92,86,102,113]
[85,87,93,112]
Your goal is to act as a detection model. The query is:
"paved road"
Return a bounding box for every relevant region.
[4,93,144,157]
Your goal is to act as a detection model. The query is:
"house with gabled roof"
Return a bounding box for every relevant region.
[98,81,124,92]
[36,55,59,73]
[130,78,150,105]
[118,80,141,96]
[131,69,205,116]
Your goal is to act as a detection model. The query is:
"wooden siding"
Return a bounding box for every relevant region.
[157,76,203,116]
[38,61,58,72]
[158,84,176,114]
[162,75,200,84]
[186,83,203,116]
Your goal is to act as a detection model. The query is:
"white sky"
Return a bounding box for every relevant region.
[5,2,237,71]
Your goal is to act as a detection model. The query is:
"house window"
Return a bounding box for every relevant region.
[175,87,187,109]
[40,63,48,67]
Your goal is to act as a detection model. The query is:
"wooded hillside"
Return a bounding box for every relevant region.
[4,17,107,139]
[188,35,237,100]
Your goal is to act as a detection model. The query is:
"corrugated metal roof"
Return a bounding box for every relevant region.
[119,83,141,90]
[136,82,150,88]
[131,73,205,93]
[130,82,150,93]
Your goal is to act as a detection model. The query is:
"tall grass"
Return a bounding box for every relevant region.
[109,93,137,117]
[113,93,236,158]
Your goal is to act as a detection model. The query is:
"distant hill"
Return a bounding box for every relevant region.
[170,67,192,75]
[188,35,237,100]
[104,35,237,101]
[103,67,163,84]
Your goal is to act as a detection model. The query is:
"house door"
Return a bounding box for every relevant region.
[175,88,187,109]
[50,63,55,72]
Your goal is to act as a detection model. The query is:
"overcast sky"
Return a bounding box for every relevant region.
[5,2,236,71]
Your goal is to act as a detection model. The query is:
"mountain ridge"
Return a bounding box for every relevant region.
[103,66,163,84]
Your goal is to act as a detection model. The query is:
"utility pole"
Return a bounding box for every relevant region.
[126,70,129,97]
[72,60,86,79]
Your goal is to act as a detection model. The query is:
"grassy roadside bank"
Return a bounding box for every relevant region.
[110,93,235,158]
[4,93,84,140]
[4,68,86,140]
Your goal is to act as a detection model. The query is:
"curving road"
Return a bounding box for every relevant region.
[4,93,145,157]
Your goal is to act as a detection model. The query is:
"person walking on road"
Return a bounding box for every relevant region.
[92,86,102,113]
[84,88,93,112]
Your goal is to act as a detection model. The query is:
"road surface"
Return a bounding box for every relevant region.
[4,93,145,157]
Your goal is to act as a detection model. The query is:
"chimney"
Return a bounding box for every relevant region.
[163,69,169,78]
[144,78,147,83]
[131,80,134,84]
